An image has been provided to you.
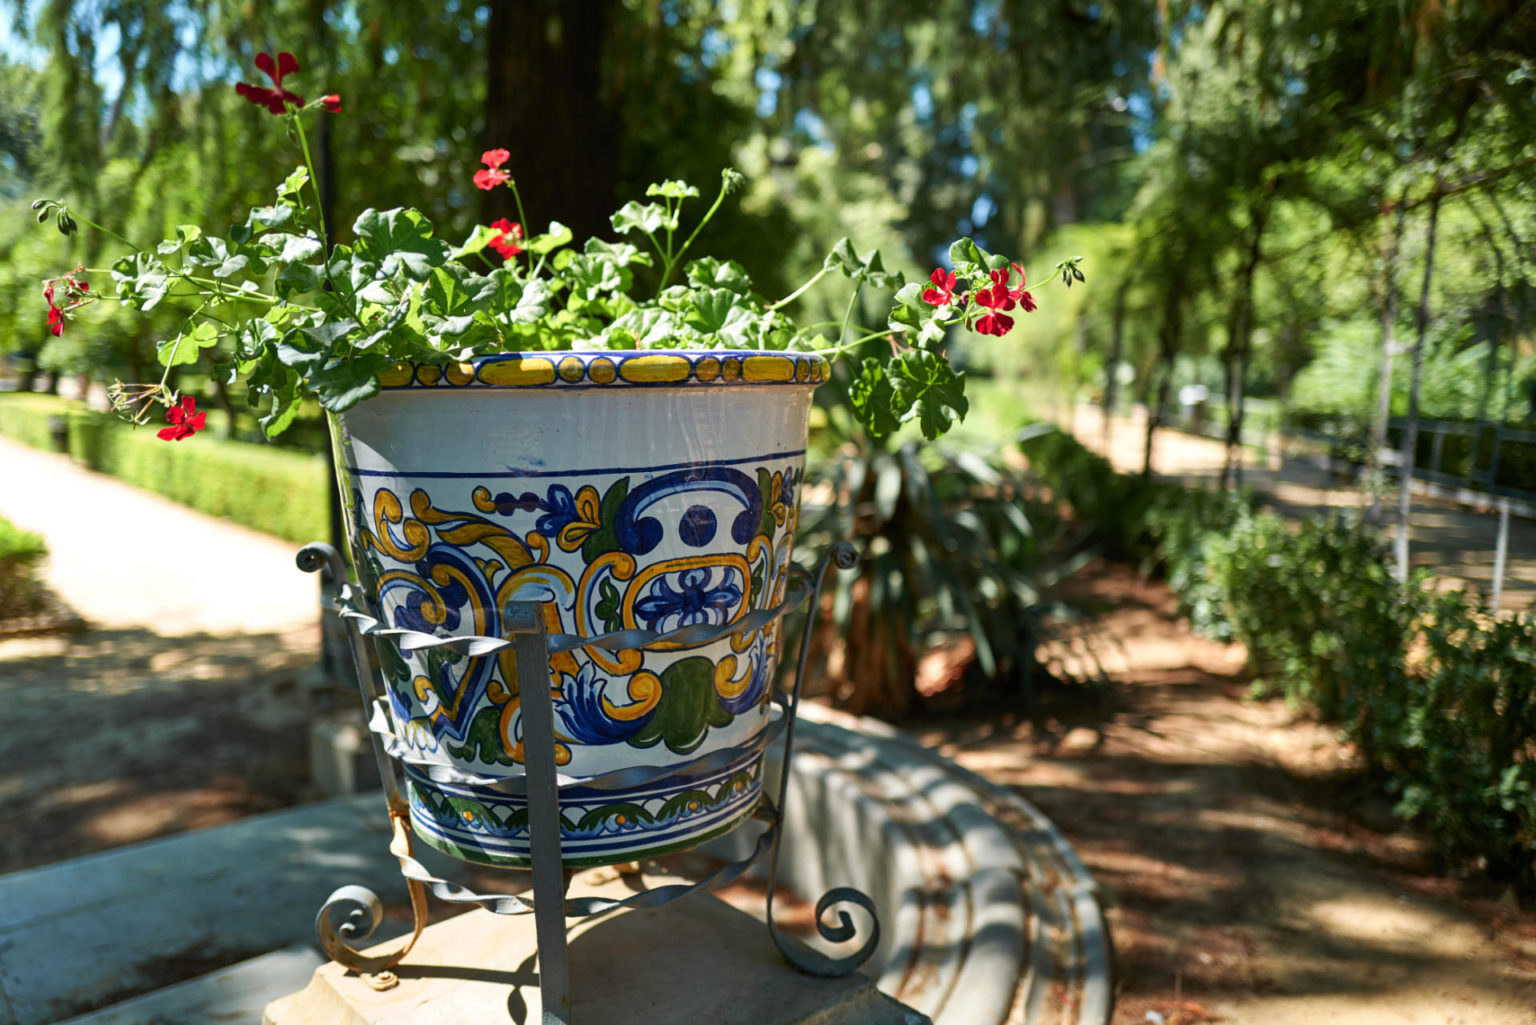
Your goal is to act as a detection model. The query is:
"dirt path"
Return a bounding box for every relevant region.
[921,561,1536,1025]
[1064,403,1536,612]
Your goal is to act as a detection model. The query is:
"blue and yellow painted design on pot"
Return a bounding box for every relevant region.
[330,350,824,867]
[377,350,829,391]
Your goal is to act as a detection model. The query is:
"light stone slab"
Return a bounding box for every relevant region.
[262,884,927,1025]
[53,946,323,1025]
[0,795,472,1025]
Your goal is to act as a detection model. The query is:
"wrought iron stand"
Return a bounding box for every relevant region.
[296,540,875,1025]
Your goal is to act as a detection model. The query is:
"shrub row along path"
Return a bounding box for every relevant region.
[1063,402,1536,611]
[0,434,321,871]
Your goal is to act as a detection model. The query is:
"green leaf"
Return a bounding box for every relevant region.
[111,252,171,311]
[947,236,1008,274]
[156,321,220,367]
[156,224,204,255]
[684,288,738,333]
[610,200,667,237]
[685,257,752,294]
[824,238,903,290]
[308,354,388,412]
[849,357,900,437]
[276,261,322,297]
[510,278,551,323]
[585,237,650,268]
[524,221,574,256]
[889,349,969,440]
[266,232,324,263]
[645,180,700,199]
[425,265,467,314]
[278,166,310,200]
[453,224,501,260]
[564,253,627,300]
[352,207,452,282]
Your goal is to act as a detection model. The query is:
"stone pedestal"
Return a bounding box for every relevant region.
[262,875,925,1025]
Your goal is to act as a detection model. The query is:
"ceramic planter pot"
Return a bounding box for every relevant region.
[328,349,827,867]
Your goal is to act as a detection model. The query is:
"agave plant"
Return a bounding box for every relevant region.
[796,433,1084,719]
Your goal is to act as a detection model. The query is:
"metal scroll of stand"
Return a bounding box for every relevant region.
[295,539,876,1025]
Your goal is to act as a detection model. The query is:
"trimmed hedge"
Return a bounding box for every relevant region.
[0,394,328,545]
[1022,425,1536,893]
[0,512,48,619]
[0,392,74,451]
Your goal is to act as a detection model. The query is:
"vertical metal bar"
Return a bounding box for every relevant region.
[297,543,404,813]
[1493,497,1511,612]
[505,601,571,1025]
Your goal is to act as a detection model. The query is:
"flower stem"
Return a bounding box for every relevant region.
[660,175,731,291]
[505,178,531,244]
[70,213,144,253]
[290,110,328,248]
[768,266,830,311]
[837,281,864,345]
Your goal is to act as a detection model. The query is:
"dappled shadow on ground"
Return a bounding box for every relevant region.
[0,625,320,873]
[916,560,1536,1025]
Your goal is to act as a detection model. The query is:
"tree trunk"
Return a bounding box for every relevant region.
[1366,197,1407,523]
[482,0,620,242]
[1220,203,1268,490]
[1145,282,1183,479]
[1103,278,1128,449]
[1394,187,1444,582]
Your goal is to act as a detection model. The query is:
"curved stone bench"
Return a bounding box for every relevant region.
[709,705,1112,1025]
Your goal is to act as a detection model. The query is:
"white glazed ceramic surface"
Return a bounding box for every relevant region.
[328,350,825,865]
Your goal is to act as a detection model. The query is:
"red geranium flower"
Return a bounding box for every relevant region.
[1001,263,1036,313]
[235,51,305,115]
[972,275,1016,337]
[473,148,512,190]
[157,396,207,442]
[488,219,523,259]
[320,94,342,113]
[921,268,958,307]
[42,272,89,336]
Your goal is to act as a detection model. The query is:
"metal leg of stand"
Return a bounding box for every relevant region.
[506,601,572,1025]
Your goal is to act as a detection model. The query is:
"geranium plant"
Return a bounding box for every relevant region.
[32,51,1082,443]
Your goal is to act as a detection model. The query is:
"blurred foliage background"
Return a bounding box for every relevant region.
[2,0,1535,711]
[2,0,1532,444]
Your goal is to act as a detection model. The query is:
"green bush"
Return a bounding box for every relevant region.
[1142,484,1253,639]
[1398,591,1536,889]
[1019,426,1158,561]
[90,426,328,544]
[1204,515,1421,754]
[0,393,328,544]
[0,514,48,620]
